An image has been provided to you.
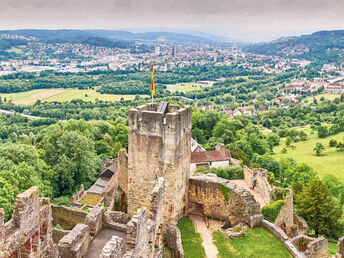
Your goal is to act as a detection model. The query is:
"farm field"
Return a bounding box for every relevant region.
[213,228,292,257]
[0,88,140,105]
[273,128,344,178]
[166,81,214,93]
[303,93,340,104]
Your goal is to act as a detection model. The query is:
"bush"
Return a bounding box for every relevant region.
[329,139,337,147]
[317,125,329,138]
[261,200,285,223]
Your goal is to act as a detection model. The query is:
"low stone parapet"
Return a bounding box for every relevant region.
[58,223,90,258]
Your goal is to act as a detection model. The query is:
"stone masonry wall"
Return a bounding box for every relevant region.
[274,189,294,236]
[128,103,191,225]
[243,166,272,204]
[126,178,165,257]
[117,148,128,196]
[51,205,88,230]
[164,225,184,258]
[58,223,90,258]
[188,174,260,225]
[0,187,55,257]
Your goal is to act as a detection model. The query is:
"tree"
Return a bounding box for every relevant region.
[313,142,325,156]
[317,125,329,138]
[111,142,122,158]
[38,128,101,196]
[296,179,342,237]
[285,136,291,147]
[267,133,280,151]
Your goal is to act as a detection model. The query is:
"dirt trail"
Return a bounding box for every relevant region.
[189,214,218,258]
[231,179,267,207]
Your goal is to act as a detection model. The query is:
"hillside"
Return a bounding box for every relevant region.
[243,30,344,61]
[0,29,215,45]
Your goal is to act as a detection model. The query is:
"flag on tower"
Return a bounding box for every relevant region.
[151,61,155,100]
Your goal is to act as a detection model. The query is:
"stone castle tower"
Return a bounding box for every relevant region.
[127,102,191,224]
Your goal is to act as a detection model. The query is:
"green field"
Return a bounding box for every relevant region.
[213,228,292,257]
[166,81,213,93]
[273,128,344,178]
[177,217,206,258]
[303,93,340,104]
[0,88,140,105]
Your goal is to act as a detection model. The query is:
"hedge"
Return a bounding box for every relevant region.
[261,200,285,222]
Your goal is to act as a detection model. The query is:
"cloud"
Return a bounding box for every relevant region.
[0,0,343,41]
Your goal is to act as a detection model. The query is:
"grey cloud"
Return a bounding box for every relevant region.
[0,0,343,41]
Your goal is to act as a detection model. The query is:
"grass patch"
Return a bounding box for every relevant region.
[166,82,213,93]
[303,93,340,104]
[79,193,102,206]
[328,241,337,256]
[274,129,344,179]
[213,228,292,258]
[177,217,205,258]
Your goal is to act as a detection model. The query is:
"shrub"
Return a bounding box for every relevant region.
[329,139,337,147]
[261,200,285,222]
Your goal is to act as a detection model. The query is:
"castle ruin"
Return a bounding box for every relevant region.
[0,102,331,258]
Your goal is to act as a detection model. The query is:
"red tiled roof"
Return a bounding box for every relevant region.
[191,150,231,163]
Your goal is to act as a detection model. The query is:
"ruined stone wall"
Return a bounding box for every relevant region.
[243,166,272,204]
[51,205,88,230]
[117,148,128,196]
[126,178,165,257]
[71,184,85,206]
[128,103,191,224]
[100,235,124,258]
[85,206,104,236]
[0,187,55,258]
[188,174,260,225]
[274,189,294,236]
[260,219,305,258]
[58,223,90,258]
[163,225,184,258]
[291,234,328,258]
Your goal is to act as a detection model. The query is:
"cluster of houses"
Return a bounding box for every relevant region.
[281,79,344,94]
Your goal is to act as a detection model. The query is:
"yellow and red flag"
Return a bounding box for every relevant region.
[151,61,155,100]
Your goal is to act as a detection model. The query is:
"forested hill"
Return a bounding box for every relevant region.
[0,29,215,45]
[243,30,344,62]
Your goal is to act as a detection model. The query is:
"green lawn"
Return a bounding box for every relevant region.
[177,217,205,258]
[303,93,340,104]
[166,82,212,93]
[273,129,344,179]
[213,228,292,258]
[0,88,140,105]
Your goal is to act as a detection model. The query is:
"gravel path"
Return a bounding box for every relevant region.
[189,214,218,258]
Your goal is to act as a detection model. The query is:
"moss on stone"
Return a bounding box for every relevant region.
[220,184,231,204]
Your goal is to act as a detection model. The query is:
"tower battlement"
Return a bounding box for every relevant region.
[129,103,191,136]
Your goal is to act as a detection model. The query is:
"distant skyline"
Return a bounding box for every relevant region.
[0,0,343,42]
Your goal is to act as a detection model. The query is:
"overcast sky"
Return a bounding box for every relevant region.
[0,0,343,41]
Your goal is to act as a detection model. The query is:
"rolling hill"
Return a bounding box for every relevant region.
[243,30,344,61]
